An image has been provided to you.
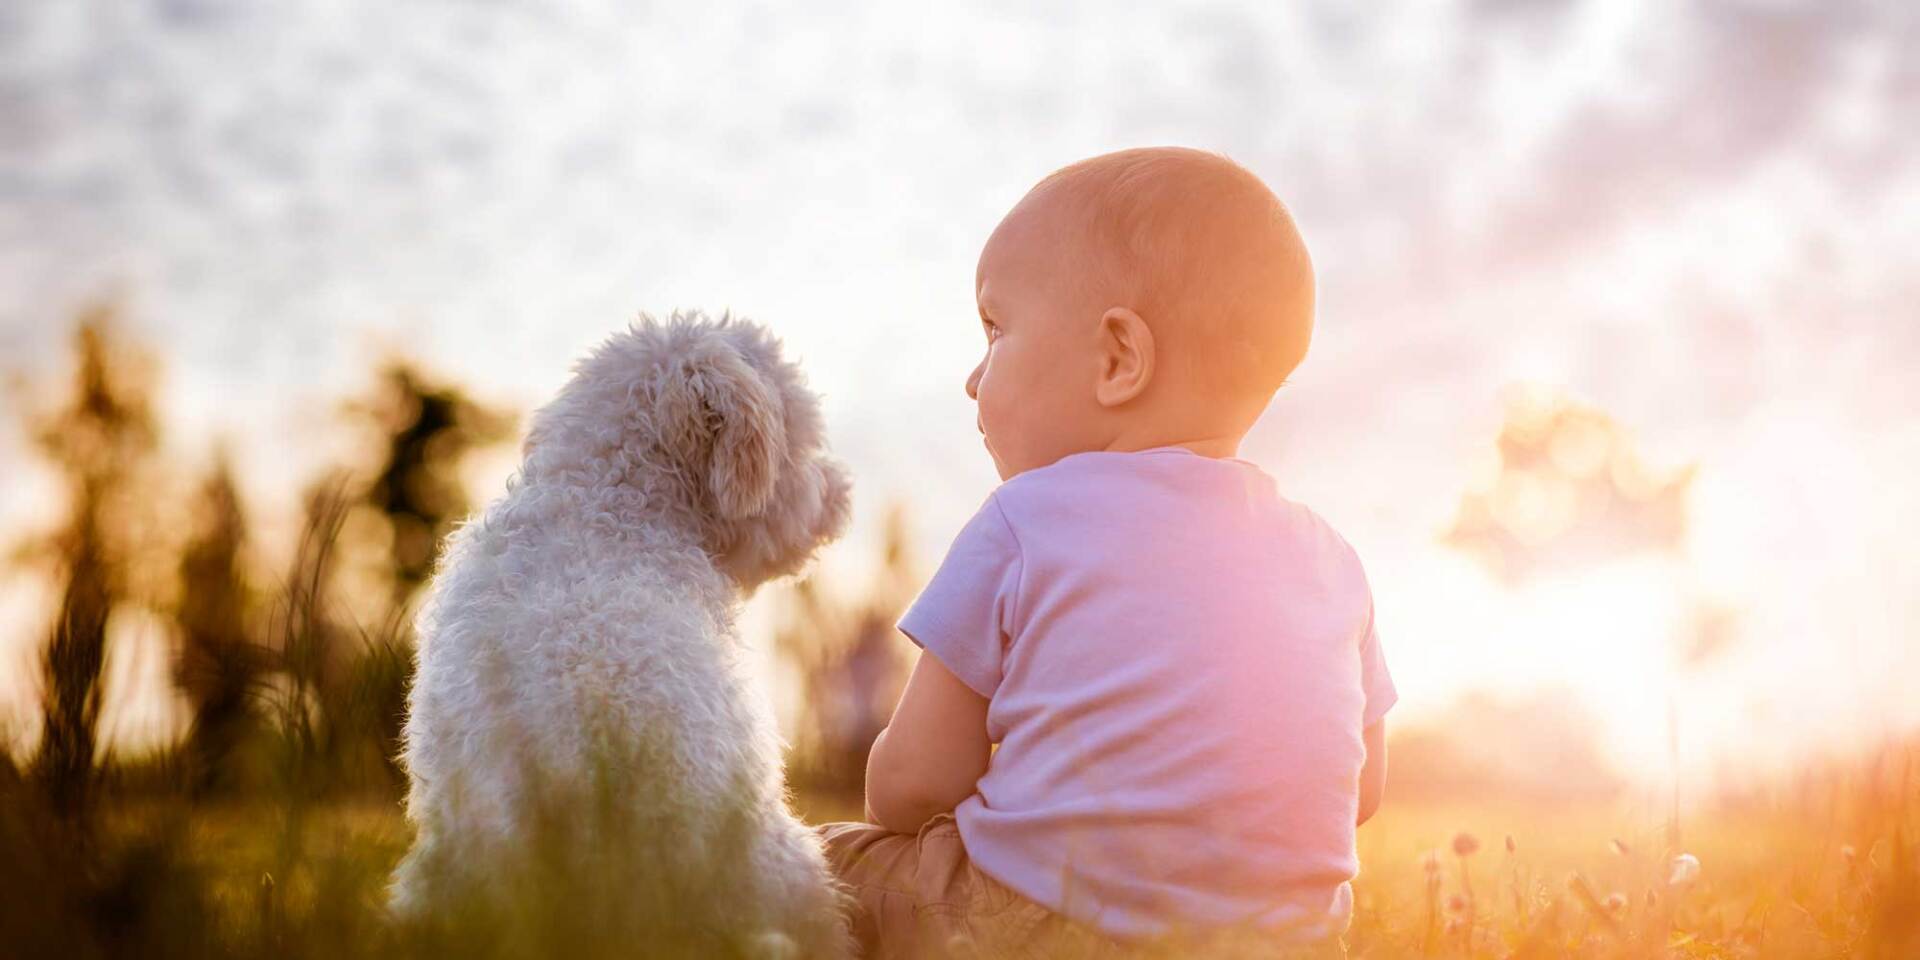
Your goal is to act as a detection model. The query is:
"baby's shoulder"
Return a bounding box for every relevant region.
[1286,500,1375,600]
[981,455,1127,531]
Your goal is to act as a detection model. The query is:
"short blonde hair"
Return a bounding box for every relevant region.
[1025,146,1315,418]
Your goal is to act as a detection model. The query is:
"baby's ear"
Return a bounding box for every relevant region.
[690,342,788,518]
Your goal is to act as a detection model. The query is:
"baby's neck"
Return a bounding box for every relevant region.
[1098,431,1244,459]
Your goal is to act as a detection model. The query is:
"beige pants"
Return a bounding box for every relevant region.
[815,813,1124,960]
[813,814,1346,960]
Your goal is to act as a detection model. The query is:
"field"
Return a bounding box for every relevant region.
[1348,794,1916,958]
[6,761,1913,959]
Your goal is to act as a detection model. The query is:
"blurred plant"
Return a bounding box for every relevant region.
[343,361,518,607]
[774,501,920,797]
[1452,832,1479,943]
[265,477,354,801]
[171,449,270,798]
[231,359,516,797]
[229,361,519,800]
[9,305,162,822]
[1420,848,1441,954]
[245,473,424,800]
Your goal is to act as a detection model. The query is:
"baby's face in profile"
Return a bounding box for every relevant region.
[966,197,1111,481]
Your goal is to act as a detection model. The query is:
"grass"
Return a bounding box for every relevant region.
[1348,797,1916,958]
[5,770,1907,959]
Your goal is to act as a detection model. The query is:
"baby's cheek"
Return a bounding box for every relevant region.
[979,386,1021,441]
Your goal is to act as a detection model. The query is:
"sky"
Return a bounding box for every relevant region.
[1,0,1916,786]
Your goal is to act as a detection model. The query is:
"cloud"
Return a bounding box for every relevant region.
[1485,1,1910,268]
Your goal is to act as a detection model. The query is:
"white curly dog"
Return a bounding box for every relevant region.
[390,310,853,958]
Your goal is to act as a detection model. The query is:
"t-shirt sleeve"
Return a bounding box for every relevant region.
[895,493,1023,699]
[1359,596,1398,728]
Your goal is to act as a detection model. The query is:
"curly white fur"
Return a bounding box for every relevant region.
[389,310,854,958]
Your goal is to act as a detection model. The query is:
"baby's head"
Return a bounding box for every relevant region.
[966,146,1314,479]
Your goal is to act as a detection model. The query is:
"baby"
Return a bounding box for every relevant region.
[816,147,1394,958]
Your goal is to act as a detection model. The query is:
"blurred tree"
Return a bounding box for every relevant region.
[1444,385,1693,584]
[347,361,517,606]
[13,306,160,819]
[171,449,268,797]
[775,502,920,797]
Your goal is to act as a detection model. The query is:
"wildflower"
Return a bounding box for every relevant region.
[1604,892,1627,913]
[1443,916,1464,935]
[1504,834,1516,855]
[1421,849,1442,875]
[1446,893,1468,915]
[1668,853,1701,886]
[1609,838,1631,857]
[1453,832,1480,858]
[1645,889,1659,909]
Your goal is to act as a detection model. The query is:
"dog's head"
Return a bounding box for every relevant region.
[523,309,851,592]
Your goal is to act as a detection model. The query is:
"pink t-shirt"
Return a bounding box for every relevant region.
[897,446,1396,941]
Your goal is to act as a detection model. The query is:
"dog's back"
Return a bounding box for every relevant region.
[389,312,853,959]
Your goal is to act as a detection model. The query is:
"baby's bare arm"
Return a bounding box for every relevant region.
[1358,719,1388,826]
[863,648,992,833]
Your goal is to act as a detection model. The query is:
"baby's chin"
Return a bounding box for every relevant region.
[977,433,1022,481]
[984,443,1011,480]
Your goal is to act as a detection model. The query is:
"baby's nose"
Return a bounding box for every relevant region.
[965,362,983,400]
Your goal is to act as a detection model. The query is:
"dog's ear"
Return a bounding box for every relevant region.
[690,343,787,518]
